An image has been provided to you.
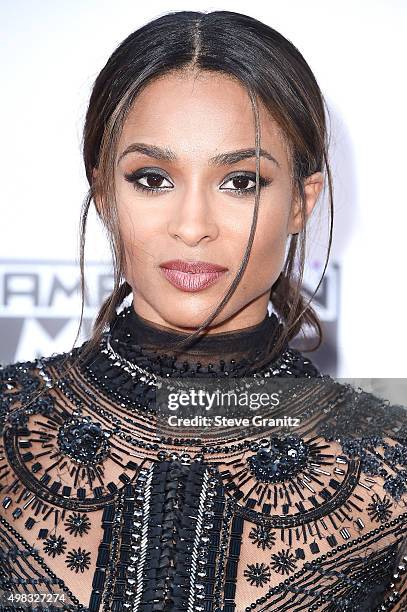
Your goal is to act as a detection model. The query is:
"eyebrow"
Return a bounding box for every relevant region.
[117,142,280,168]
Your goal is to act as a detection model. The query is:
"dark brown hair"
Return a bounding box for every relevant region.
[76,9,333,368]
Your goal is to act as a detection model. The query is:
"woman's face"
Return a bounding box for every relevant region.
[109,70,323,332]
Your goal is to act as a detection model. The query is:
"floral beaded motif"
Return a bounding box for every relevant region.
[244,562,271,587]
[64,512,92,537]
[65,547,92,574]
[248,524,276,550]
[43,534,68,558]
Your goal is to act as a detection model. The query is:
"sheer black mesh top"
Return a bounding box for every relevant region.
[0,304,407,612]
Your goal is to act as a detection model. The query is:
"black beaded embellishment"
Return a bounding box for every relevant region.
[248,524,276,550]
[244,562,271,587]
[64,512,92,537]
[269,548,298,575]
[65,546,92,573]
[367,494,394,524]
[247,433,310,483]
[1,319,407,612]
[43,534,67,558]
[57,415,111,466]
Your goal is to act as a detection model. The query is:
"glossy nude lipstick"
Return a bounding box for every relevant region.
[159,259,228,292]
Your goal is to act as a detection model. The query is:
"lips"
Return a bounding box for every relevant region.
[159,259,228,292]
[159,260,228,273]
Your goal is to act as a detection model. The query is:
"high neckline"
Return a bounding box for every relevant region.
[108,303,288,373]
[77,303,320,410]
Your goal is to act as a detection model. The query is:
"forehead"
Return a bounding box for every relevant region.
[118,70,289,165]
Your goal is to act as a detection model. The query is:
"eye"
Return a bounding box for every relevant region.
[124,169,173,194]
[220,172,271,196]
[124,168,271,197]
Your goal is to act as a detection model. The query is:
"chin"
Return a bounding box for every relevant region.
[149,295,233,331]
[160,304,221,331]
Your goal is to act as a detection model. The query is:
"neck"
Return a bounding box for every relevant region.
[107,303,287,372]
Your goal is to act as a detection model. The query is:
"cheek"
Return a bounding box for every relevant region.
[116,202,170,289]
[243,200,291,281]
[116,197,158,257]
[251,229,287,275]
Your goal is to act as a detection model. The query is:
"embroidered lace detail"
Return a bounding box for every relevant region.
[0,313,406,611]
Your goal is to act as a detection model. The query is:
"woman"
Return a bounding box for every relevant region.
[1,10,406,612]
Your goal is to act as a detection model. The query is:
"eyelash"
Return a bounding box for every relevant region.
[124,169,271,197]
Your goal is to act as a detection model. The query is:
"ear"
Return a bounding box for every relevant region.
[287,171,324,235]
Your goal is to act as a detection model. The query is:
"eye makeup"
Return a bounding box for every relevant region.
[124,167,272,197]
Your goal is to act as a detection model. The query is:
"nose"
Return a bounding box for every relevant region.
[167,183,219,246]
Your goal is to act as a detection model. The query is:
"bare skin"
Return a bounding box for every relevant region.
[94,69,323,333]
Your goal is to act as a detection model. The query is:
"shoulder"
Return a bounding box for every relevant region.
[316,375,407,448]
[0,357,42,434]
[0,346,83,434]
[315,377,407,502]
[0,346,86,504]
